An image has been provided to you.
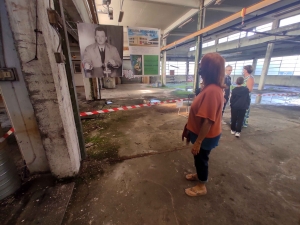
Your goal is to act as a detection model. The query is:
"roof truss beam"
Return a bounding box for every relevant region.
[161,0,281,51]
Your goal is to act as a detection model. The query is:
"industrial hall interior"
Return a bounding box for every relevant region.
[0,0,300,224]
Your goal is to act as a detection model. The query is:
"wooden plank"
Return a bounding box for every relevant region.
[16,182,75,225]
[161,0,280,51]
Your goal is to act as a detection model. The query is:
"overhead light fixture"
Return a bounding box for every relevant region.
[97,8,108,14]
[97,0,113,19]
[178,18,193,29]
[118,11,124,22]
[215,0,225,5]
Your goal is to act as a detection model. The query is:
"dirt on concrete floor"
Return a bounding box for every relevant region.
[76,84,194,113]
[61,98,300,225]
[1,84,300,225]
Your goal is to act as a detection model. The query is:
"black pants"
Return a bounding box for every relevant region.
[222,96,229,115]
[194,148,211,183]
[231,108,247,132]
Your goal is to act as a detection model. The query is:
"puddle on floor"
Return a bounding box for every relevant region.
[149,99,161,103]
[252,95,300,106]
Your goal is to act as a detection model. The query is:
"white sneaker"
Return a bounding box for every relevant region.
[222,120,226,125]
[235,132,240,138]
[231,130,236,135]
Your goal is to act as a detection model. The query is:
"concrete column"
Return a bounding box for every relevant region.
[258,20,279,90]
[186,58,189,82]
[57,0,86,159]
[255,95,262,104]
[161,38,167,86]
[193,0,205,92]
[253,59,260,103]
[2,0,81,178]
[252,58,258,76]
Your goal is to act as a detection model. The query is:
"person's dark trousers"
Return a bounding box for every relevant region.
[231,108,247,132]
[194,148,211,183]
[222,96,229,115]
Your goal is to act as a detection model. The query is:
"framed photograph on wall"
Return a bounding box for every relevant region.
[77,23,123,78]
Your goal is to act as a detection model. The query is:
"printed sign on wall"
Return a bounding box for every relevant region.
[127,27,160,76]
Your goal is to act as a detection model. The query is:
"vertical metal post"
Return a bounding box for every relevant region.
[193,0,205,92]
[56,0,86,159]
[161,38,167,86]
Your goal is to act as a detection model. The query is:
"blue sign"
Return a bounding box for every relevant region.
[278,71,294,75]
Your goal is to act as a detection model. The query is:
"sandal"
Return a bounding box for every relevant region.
[185,173,198,181]
[185,187,207,197]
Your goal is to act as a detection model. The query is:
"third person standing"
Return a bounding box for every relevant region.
[222,65,232,124]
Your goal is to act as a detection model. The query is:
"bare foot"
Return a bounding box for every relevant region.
[185,173,198,181]
[185,183,207,196]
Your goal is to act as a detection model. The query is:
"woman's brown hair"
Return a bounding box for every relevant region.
[200,53,225,87]
[243,65,253,74]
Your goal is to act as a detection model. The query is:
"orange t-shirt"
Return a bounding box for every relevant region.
[187,84,223,138]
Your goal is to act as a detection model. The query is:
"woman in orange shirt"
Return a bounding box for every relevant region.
[185,53,225,197]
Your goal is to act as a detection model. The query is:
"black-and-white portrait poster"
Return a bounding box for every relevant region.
[77,23,123,78]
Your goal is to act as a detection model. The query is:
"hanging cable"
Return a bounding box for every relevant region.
[54,28,62,52]
[27,0,42,63]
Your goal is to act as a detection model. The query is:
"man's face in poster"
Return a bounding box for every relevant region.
[95,30,107,45]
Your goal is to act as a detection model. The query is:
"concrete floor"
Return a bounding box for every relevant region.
[61,84,300,225]
[77,83,300,112]
[1,83,300,225]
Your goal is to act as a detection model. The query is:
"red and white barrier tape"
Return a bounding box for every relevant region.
[0,128,15,143]
[80,98,191,117]
[80,92,300,117]
[0,93,298,138]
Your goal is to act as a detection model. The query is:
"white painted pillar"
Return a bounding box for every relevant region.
[186,58,189,82]
[258,20,279,90]
[2,0,81,178]
[161,38,167,86]
[252,58,258,76]
[252,58,261,103]
[193,0,205,92]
